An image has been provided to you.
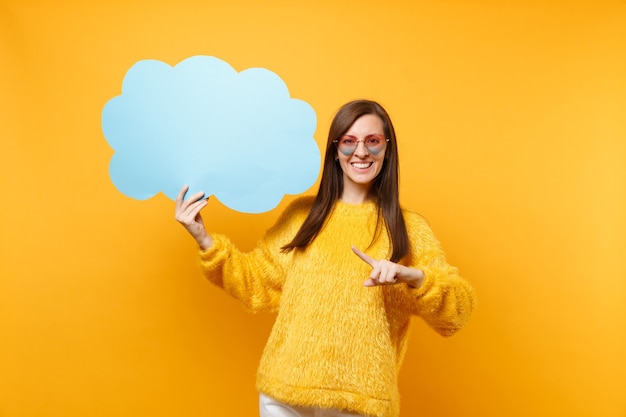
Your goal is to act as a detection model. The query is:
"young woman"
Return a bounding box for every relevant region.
[175,99,476,417]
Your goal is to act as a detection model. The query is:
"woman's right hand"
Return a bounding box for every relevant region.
[175,185,213,250]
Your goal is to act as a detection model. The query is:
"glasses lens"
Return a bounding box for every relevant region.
[364,136,385,153]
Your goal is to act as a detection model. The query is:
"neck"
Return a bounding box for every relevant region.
[340,182,373,204]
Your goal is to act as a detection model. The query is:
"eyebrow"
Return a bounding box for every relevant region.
[341,133,385,139]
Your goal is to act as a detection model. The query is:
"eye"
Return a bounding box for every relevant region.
[340,137,355,145]
[366,137,381,146]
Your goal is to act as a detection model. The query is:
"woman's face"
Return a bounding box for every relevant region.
[336,114,387,193]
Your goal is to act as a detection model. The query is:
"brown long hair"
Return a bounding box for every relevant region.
[281,99,409,262]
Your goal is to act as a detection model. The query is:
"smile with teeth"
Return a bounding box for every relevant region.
[351,162,373,169]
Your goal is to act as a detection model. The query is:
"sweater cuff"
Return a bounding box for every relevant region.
[198,234,231,273]
[406,269,433,297]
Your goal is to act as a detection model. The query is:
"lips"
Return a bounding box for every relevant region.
[351,162,373,169]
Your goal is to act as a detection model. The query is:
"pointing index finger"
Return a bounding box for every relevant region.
[351,246,376,267]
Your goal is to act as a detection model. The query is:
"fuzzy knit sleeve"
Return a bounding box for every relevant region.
[198,197,313,314]
[402,211,477,336]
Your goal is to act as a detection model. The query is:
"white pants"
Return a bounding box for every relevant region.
[259,393,366,417]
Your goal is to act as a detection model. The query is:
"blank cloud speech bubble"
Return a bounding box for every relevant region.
[101,55,320,213]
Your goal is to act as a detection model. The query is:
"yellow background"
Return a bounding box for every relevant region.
[1,0,625,416]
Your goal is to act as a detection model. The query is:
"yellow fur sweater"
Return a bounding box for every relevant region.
[198,196,476,417]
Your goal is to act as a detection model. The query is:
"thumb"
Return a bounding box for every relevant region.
[363,278,377,287]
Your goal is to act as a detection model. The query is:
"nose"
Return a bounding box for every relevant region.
[353,140,369,156]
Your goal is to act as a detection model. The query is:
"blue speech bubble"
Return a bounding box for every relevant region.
[101,55,320,213]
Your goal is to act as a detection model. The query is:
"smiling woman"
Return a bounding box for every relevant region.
[175,99,477,417]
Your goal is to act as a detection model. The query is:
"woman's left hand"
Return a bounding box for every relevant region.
[352,246,424,289]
